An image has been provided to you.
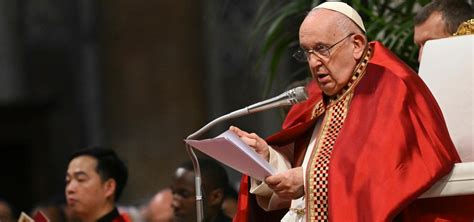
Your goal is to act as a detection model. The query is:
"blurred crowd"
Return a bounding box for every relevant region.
[0,148,236,222]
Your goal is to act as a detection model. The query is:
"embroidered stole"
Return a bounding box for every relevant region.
[306,46,372,222]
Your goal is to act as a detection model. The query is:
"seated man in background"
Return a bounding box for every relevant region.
[142,188,175,222]
[221,186,238,219]
[171,159,231,222]
[404,0,474,221]
[0,197,15,222]
[414,0,473,61]
[66,147,130,222]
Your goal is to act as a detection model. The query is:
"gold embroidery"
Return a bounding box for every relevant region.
[328,45,372,104]
[290,208,306,216]
[307,93,352,222]
[310,45,372,117]
[311,101,326,119]
[453,19,474,36]
[306,45,372,221]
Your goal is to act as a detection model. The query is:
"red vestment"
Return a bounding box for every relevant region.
[233,42,473,222]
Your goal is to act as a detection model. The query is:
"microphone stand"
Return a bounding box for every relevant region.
[185,109,251,222]
[185,86,308,222]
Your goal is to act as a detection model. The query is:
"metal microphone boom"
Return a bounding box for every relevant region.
[185,86,308,222]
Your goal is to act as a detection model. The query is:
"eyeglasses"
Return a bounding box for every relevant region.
[292,33,354,62]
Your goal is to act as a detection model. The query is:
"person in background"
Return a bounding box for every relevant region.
[221,186,238,219]
[407,0,474,221]
[171,159,231,222]
[0,197,15,222]
[414,0,473,61]
[31,204,68,222]
[65,147,130,222]
[30,194,70,222]
[142,188,175,222]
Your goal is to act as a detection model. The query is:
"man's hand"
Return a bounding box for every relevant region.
[229,126,270,161]
[265,167,304,200]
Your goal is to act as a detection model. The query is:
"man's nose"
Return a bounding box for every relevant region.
[307,54,323,70]
[172,195,181,208]
[66,181,76,194]
[171,200,182,213]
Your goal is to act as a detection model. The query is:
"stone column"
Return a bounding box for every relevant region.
[0,0,26,103]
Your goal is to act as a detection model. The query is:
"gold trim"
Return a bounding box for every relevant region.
[290,208,306,216]
[304,44,372,221]
[328,45,372,105]
[311,100,326,120]
[306,93,353,221]
[310,45,372,118]
[453,19,474,36]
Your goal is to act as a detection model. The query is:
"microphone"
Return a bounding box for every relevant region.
[185,86,308,222]
[187,86,308,139]
[247,86,308,113]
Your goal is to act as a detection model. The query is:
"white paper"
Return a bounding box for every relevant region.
[419,35,474,162]
[185,130,276,181]
[18,212,34,222]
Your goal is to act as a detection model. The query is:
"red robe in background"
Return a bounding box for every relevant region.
[233,42,473,222]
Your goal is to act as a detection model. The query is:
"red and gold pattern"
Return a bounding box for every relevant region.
[307,46,372,222]
[233,41,464,222]
[311,100,325,120]
[307,93,352,221]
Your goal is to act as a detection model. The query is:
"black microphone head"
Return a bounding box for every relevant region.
[287,86,308,104]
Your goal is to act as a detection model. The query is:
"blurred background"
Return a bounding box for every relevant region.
[0,0,294,214]
[3,0,468,216]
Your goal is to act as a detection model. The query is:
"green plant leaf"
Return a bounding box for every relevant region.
[251,0,423,93]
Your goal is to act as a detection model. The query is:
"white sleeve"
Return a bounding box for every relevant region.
[249,144,293,210]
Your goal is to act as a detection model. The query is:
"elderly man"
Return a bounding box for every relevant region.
[66,147,129,222]
[414,0,473,61]
[232,2,461,222]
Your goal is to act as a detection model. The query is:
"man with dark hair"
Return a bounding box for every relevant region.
[171,158,231,222]
[414,0,473,61]
[65,147,129,222]
[411,1,474,221]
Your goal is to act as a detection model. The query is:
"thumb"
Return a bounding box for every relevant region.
[264,175,279,186]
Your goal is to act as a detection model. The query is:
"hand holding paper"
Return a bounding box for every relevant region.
[229,126,270,161]
[185,129,275,181]
[266,167,305,199]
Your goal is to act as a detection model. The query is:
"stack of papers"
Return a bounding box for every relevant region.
[185,130,275,181]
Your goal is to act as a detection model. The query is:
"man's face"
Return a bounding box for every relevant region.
[0,201,14,222]
[299,10,359,96]
[144,189,174,222]
[65,156,110,218]
[414,11,451,62]
[171,168,197,222]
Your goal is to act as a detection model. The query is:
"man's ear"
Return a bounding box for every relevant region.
[352,33,367,60]
[103,178,117,200]
[208,189,224,206]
